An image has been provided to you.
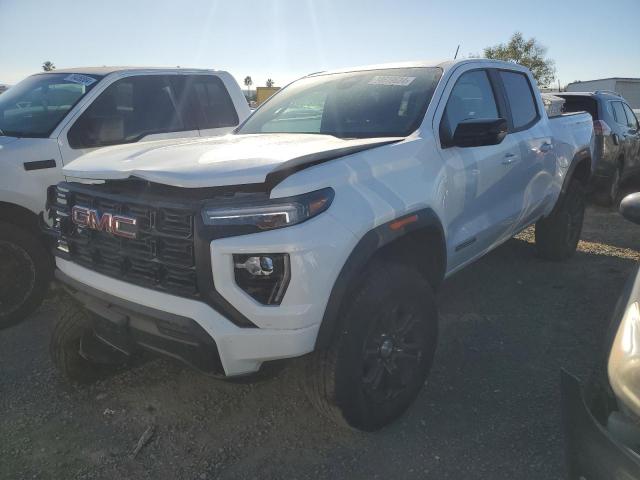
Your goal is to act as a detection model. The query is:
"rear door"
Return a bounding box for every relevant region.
[622,102,640,173]
[59,74,199,164]
[612,101,635,174]
[435,68,520,270]
[495,69,553,232]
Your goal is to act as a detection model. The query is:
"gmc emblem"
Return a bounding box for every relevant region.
[71,205,137,240]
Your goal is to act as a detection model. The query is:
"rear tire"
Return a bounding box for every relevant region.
[0,222,52,330]
[305,261,438,431]
[535,179,585,261]
[50,300,122,384]
[594,162,622,207]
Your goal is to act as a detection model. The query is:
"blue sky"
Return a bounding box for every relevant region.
[1,0,638,88]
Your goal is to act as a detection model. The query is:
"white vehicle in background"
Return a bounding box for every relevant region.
[0,67,250,328]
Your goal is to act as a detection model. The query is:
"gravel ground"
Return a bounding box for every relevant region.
[1,201,639,480]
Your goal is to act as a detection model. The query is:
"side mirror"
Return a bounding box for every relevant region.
[452,118,508,148]
[620,193,640,225]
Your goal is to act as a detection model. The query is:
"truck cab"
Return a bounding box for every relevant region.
[0,67,250,328]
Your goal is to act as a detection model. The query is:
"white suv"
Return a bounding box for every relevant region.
[48,59,594,430]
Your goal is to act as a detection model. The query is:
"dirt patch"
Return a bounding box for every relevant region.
[1,203,639,480]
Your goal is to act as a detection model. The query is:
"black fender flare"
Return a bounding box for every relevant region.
[563,148,592,193]
[315,207,446,349]
[549,148,591,215]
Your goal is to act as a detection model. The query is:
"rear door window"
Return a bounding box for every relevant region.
[499,71,538,130]
[68,75,187,149]
[622,103,639,130]
[185,75,239,130]
[612,102,628,128]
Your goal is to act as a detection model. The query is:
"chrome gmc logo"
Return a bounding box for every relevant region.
[71,205,137,239]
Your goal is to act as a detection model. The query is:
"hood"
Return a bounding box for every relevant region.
[62,134,403,188]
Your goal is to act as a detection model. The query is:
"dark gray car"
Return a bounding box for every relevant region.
[557,92,640,205]
[562,192,640,478]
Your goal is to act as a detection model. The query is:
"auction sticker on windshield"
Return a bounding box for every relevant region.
[64,74,97,86]
[368,76,416,86]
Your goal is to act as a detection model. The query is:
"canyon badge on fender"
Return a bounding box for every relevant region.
[71,205,137,239]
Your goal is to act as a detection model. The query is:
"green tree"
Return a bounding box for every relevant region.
[266,78,274,88]
[243,75,253,99]
[42,61,55,72]
[484,32,555,87]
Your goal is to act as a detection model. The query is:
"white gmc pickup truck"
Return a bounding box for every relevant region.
[0,67,250,328]
[47,59,594,431]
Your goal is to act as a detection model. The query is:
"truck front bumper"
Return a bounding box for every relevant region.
[561,370,640,479]
[55,260,319,376]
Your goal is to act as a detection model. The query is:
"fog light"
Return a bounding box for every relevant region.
[233,254,290,305]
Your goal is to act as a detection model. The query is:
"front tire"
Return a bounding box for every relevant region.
[535,179,585,261]
[50,300,122,384]
[306,261,438,431]
[0,221,52,329]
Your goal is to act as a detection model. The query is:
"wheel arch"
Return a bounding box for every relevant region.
[568,148,592,188]
[0,201,42,235]
[315,208,446,349]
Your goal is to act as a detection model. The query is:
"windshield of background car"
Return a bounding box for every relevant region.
[237,67,442,138]
[0,73,102,138]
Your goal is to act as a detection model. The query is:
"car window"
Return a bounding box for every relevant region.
[499,70,538,130]
[0,73,101,138]
[185,75,239,130]
[440,70,498,141]
[612,102,628,127]
[622,103,639,130]
[68,75,186,149]
[238,67,443,138]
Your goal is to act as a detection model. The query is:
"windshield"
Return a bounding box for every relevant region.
[0,73,102,138]
[237,67,442,138]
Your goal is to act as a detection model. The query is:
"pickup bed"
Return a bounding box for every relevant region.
[48,59,594,431]
[0,67,249,328]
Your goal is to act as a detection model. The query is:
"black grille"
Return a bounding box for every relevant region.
[53,185,198,298]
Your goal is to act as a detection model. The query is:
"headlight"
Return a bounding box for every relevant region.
[608,301,640,419]
[201,187,334,232]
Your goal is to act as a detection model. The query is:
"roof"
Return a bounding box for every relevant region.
[307,58,525,77]
[555,91,623,99]
[32,66,220,76]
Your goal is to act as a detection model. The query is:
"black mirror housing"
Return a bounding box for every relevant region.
[451,118,508,148]
[620,193,640,226]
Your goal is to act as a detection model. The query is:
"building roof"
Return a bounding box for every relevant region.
[568,78,640,85]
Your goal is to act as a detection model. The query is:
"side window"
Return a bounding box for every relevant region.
[68,75,185,149]
[440,70,498,143]
[186,76,239,129]
[612,102,628,127]
[622,103,639,130]
[499,71,538,130]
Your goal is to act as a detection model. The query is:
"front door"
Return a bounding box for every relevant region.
[436,68,520,271]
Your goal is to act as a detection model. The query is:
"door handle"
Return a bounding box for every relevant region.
[539,142,553,152]
[502,153,517,165]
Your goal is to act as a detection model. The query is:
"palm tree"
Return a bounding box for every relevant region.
[42,61,55,72]
[243,76,253,100]
[266,78,274,88]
